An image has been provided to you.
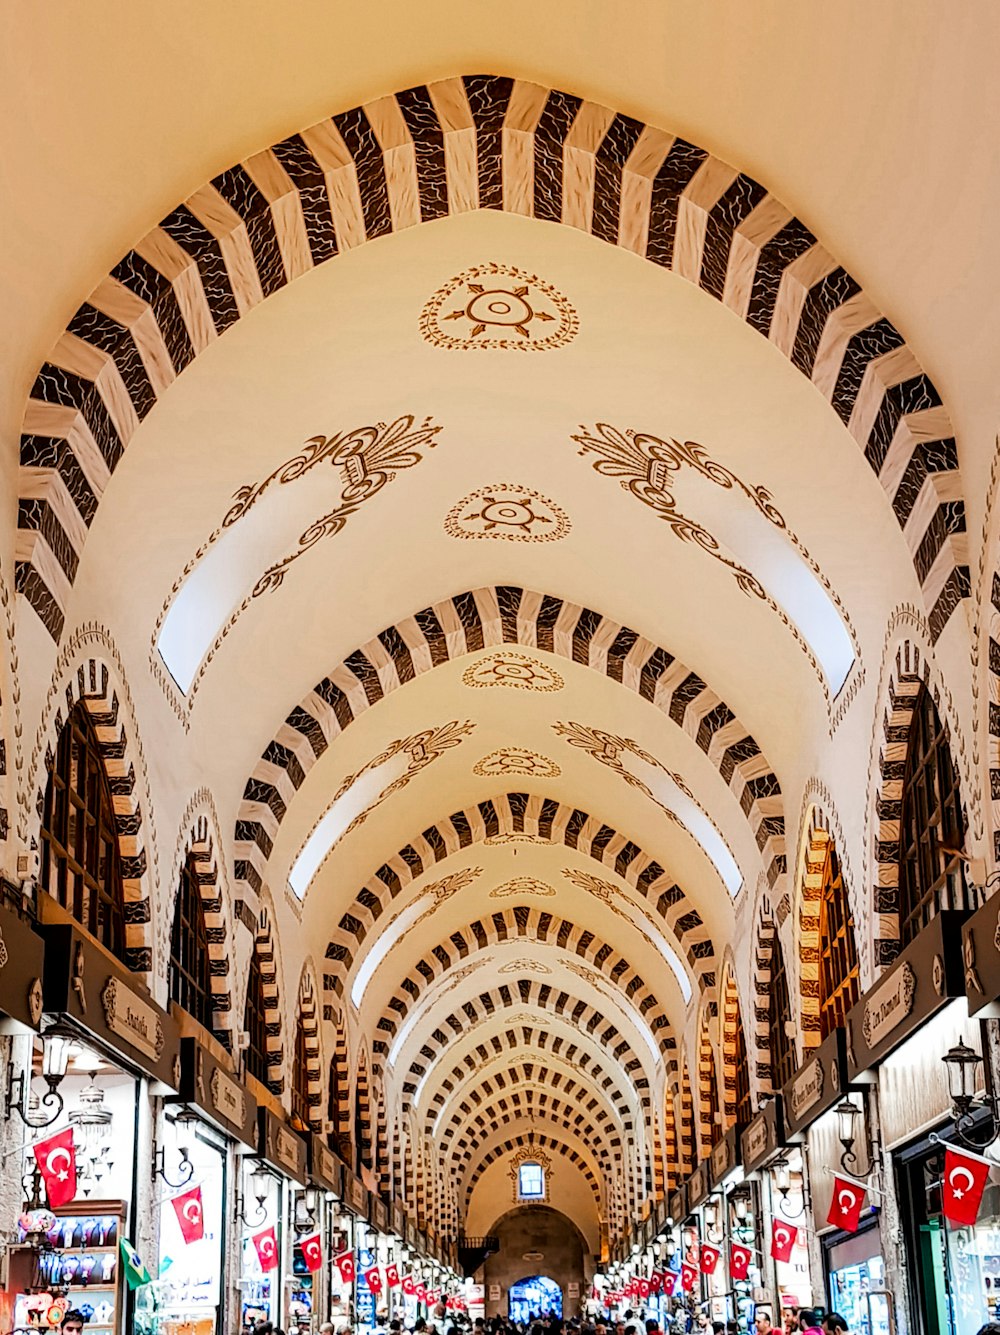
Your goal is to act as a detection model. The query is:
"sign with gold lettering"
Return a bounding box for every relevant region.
[861,962,916,1048]
[100,977,165,1061]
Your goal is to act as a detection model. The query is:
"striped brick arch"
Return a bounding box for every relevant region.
[798,818,834,1049]
[401,983,653,1110]
[296,969,323,1130]
[446,1094,618,1175]
[439,1071,624,1158]
[235,586,785,900]
[425,1029,641,1135]
[696,1008,720,1156]
[355,1046,373,1173]
[323,792,716,997]
[872,639,972,968]
[752,894,780,1091]
[327,1017,351,1159]
[35,655,153,975]
[370,906,678,1060]
[719,960,745,1128]
[172,805,234,1047]
[251,904,285,1095]
[463,1133,603,1217]
[663,1083,679,1192]
[679,1057,696,1176]
[18,77,964,646]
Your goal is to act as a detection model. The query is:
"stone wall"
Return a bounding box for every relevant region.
[483,1206,590,1321]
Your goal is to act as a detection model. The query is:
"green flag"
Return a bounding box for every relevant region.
[120,1236,153,1289]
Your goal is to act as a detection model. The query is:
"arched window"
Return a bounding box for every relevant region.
[169,855,214,1031]
[732,1015,754,1127]
[768,936,796,1091]
[898,686,966,946]
[518,1161,545,1199]
[702,1039,722,1149]
[40,701,126,960]
[291,1018,310,1131]
[244,947,270,1086]
[819,845,861,1036]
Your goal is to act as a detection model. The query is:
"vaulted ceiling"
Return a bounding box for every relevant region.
[4,0,998,1249]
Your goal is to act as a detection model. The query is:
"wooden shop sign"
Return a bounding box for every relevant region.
[686,1160,711,1209]
[174,1037,257,1147]
[0,899,45,1032]
[741,1097,785,1173]
[310,1135,343,1195]
[668,1186,687,1224]
[258,1107,308,1184]
[781,1028,849,1138]
[961,893,1000,1016]
[846,910,967,1078]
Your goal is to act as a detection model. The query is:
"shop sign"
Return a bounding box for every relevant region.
[0,899,45,1032]
[343,1167,368,1217]
[175,1037,257,1147]
[961,893,1000,1015]
[258,1108,307,1184]
[686,1161,710,1208]
[372,1195,389,1234]
[40,923,180,1088]
[489,1284,501,1301]
[846,910,967,1078]
[310,1136,343,1195]
[392,1200,406,1237]
[668,1186,687,1223]
[781,1027,849,1138]
[710,1127,741,1187]
[741,1097,784,1172]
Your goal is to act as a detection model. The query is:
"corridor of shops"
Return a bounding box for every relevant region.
[1,5,1000,1335]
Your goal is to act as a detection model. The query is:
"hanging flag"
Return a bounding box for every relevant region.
[649,1270,663,1293]
[770,1220,798,1262]
[119,1237,153,1289]
[826,1175,867,1233]
[680,1262,697,1292]
[661,1271,678,1296]
[366,1265,384,1295]
[171,1186,205,1244]
[730,1244,752,1280]
[386,1262,400,1287]
[300,1233,323,1273]
[401,1275,416,1296]
[943,1145,993,1226]
[33,1128,77,1209]
[253,1226,280,1272]
[699,1243,720,1275]
[415,1282,428,1303]
[637,1277,651,1298]
[334,1249,356,1284]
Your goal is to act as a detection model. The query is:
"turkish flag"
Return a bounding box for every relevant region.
[334,1249,356,1284]
[300,1233,323,1273]
[386,1263,400,1287]
[649,1271,663,1293]
[730,1244,752,1280]
[770,1220,798,1262]
[699,1243,720,1275]
[662,1271,678,1296]
[826,1175,867,1233]
[943,1146,993,1226]
[401,1275,416,1296]
[415,1283,428,1303]
[253,1226,279,1271]
[680,1263,697,1292]
[33,1128,77,1209]
[366,1266,383,1294]
[171,1186,204,1244]
[638,1278,651,1298]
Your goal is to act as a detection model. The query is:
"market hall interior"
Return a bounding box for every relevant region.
[2,4,1000,1335]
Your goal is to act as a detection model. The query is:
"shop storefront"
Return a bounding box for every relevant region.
[304,1136,345,1335]
[237,1109,308,1335]
[135,1038,258,1335]
[741,1098,786,1323]
[845,910,973,1335]
[707,1128,749,1328]
[15,922,182,1335]
[685,1161,712,1311]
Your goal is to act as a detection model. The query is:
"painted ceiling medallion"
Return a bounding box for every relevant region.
[474,748,561,779]
[462,651,564,693]
[484,833,552,846]
[490,877,557,900]
[445,485,571,544]
[420,262,578,351]
[498,959,552,975]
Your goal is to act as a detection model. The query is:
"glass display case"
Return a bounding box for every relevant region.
[14,1205,125,1335]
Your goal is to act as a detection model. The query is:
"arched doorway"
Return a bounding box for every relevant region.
[508,1276,562,1322]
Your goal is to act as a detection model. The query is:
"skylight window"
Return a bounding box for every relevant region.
[518,1162,545,1199]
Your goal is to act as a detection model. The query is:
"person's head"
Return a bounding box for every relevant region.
[336,1325,351,1335]
[755,1316,772,1335]
[974,1326,1000,1335]
[62,1313,86,1335]
[823,1318,848,1335]
[712,1324,725,1335]
[798,1314,823,1333]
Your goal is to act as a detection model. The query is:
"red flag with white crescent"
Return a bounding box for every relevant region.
[334,1249,356,1284]
[826,1175,867,1233]
[33,1128,77,1209]
[171,1186,204,1244]
[401,1275,416,1296]
[253,1226,279,1272]
[386,1262,400,1287]
[637,1277,651,1298]
[300,1233,323,1273]
[649,1271,663,1293]
[943,1146,992,1226]
[770,1220,798,1262]
[366,1265,383,1294]
[661,1271,678,1296]
[680,1263,697,1292]
[730,1244,752,1280]
[699,1243,719,1275]
[415,1282,428,1303]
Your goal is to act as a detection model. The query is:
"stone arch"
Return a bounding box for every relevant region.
[235,585,784,900]
[373,1079,389,1195]
[166,789,237,1046]
[327,1013,351,1158]
[0,568,20,874]
[354,1044,373,1174]
[294,965,323,1131]
[678,1055,696,1176]
[663,1078,679,1193]
[718,955,750,1128]
[246,893,285,1095]
[324,792,717,1007]
[696,1005,720,1155]
[447,1095,618,1182]
[368,906,677,1061]
[463,1132,603,1219]
[29,636,156,976]
[18,79,963,650]
[869,634,974,971]
[751,885,779,1092]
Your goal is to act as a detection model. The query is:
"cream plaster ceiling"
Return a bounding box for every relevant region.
[5,0,998,1245]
